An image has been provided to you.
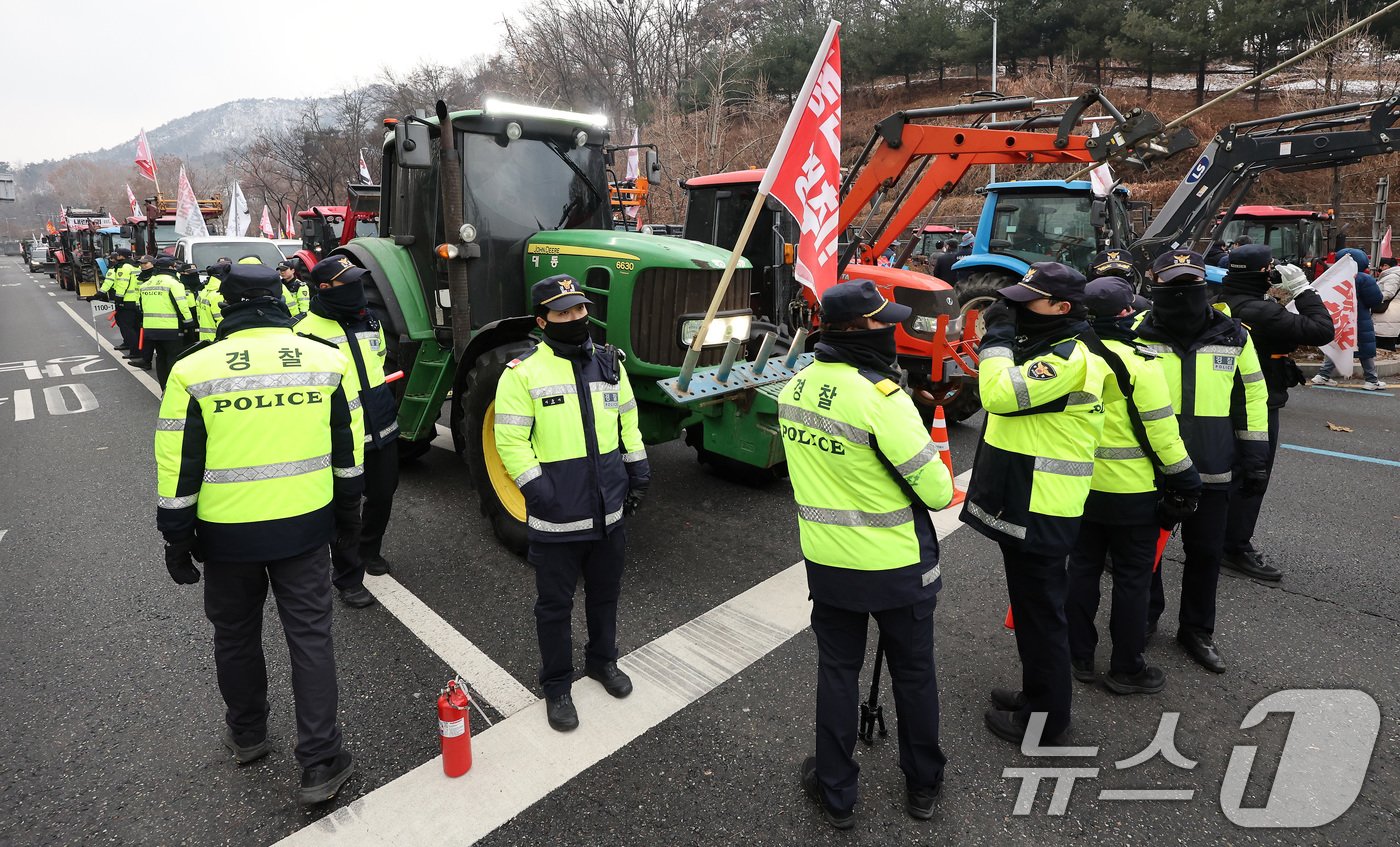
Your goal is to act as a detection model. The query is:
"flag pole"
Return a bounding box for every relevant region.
[678,19,840,389]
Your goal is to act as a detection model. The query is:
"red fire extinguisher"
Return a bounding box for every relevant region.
[438,678,472,777]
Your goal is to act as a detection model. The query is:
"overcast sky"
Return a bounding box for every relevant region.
[0,0,536,166]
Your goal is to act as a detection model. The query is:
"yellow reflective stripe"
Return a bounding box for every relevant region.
[797,505,913,528]
[966,502,1026,540]
[894,442,939,477]
[1034,456,1095,476]
[187,371,341,399]
[778,403,873,446]
[204,455,330,483]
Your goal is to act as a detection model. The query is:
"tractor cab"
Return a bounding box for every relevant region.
[964,180,1133,279]
[1219,205,1331,277]
[299,205,349,257]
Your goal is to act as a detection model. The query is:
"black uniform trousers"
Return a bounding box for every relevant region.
[114,303,140,350]
[811,597,945,814]
[1067,521,1159,675]
[331,440,399,590]
[1000,541,1072,738]
[530,527,626,699]
[203,546,342,768]
[1151,487,1231,636]
[1224,407,1281,556]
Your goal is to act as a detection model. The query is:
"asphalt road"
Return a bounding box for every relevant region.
[1,257,1396,846]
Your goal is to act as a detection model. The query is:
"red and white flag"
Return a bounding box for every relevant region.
[359,150,373,183]
[125,183,140,218]
[1379,225,1393,260]
[174,166,209,238]
[135,130,157,182]
[1312,254,1359,375]
[757,20,841,295]
[1089,123,1116,197]
[260,205,275,238]
[284,205,295,239]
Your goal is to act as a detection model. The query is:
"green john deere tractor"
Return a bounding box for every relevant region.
[333,100,807,554]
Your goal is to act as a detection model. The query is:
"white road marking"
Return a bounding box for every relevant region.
[55,301,162,395]
[0,529,8,544]
[47,292,56,297]
[280,467,978,846]
[13,388,34,421]
[364,574,536,716]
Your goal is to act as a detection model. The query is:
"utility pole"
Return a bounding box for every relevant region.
[981,7,1000,183]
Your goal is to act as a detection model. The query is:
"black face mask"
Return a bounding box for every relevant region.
[1149,282,1211,339]
[543,315,592,345]
[818,325,900,378]
[315,279,368,318]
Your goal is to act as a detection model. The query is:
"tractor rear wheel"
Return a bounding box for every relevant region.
[943,270,1019,423]
[457,341,536,558]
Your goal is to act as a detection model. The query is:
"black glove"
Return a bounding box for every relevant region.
[1241,469,1269,497]
[1155,489,1199,528]
[164,535,201,584]
[623,488,646,517]
[978,299,1016,347]
[334,502,362,554]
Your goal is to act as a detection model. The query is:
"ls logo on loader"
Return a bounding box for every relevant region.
[1185,155,1211,184]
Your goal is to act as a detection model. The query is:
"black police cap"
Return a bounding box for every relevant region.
[531,274,592,312]
[1083,276,1136,318]
[997,262,1087,303]
[114,246,133,258]
[1227,243,1273,273]
[310,256,367,286]
[1090,249,1133,279]
[820,279,912,324]
[221,264,282,304]
[1150,249,1206,283]
[153,255,178,270]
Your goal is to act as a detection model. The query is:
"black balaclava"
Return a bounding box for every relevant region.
[542,315,592,346]
[1222,268,1272,297]
[312,278,368,321]
[816,325,900,380]
[1149,280,1211,342]
[1011,300,1087,347]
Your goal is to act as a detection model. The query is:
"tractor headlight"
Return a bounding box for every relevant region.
[459,223,478,243]
[678,312,752,348]
[913,315,938,334]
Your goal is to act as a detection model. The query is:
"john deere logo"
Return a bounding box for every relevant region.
[1027,361,1057,380]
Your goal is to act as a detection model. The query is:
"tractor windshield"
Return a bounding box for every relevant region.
[461,132,608,236]
[1220,219,1317,262]
[989,192,1098,270]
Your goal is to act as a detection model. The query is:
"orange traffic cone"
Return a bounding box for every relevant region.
[930,406,965,506]
[1004,605,1015,630]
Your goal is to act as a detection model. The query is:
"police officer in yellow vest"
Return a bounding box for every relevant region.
[155,262,363,805]
[962,262,1117,745]
[279,261,311,317]
[99,246,142,355]
[134,255,196,387]
[494,274,649,732]
[779,280,954,829]
[1136,250,1269,674]
[1066,277,1201,696]
[296,256,400,607]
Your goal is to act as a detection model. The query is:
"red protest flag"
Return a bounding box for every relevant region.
[135,130,157,182]
[1380,225,1392,260]
[758,21,842,295]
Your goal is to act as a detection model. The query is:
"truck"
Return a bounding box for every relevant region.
[332,100,793,552]
[1216,205,1333,277]
[126,194,225,255]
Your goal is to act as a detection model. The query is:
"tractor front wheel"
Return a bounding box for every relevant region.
[457,341,536,558]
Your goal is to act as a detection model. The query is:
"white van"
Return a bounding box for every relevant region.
[173,236,288,280]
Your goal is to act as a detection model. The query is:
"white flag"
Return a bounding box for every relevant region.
[225,182,251,237]
[1089,123,1115,197]
[359,150,373,183]
[174,167,209,238]
[260,205,275,238]
[624,128,640,220]
[1309,254,1360,376]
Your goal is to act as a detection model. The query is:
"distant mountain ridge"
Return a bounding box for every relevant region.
[79,97,332,164]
